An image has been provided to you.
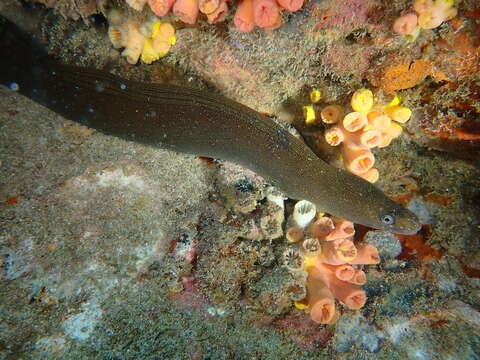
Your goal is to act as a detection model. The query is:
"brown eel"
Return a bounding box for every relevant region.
[0,16,420,234]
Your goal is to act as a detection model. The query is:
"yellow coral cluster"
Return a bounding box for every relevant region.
[283,200,380,324]
[107,13,176,65]
[306,89,412,183]
[302,89,321,125]
[141,21,176,64]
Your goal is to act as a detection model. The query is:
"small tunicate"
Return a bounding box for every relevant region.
[120,83,126,89]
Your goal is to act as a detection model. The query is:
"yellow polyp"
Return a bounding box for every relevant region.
[384,122,404,139]
[351,88,374,113]
[385,105,412,123]
[141,38,160,64]
[386,93,402,107]
[158,50,170,58]
[437,0,455,8]
[160,23,175,36]
[141,20,175,64]
[310,89,322,103]
[151,21,162,38]
[303,105,316,125]
[153,22,176,46]
[325,133,338,144]
[303,256,317,268]
[294,301,309,310]
[152,37,172,57]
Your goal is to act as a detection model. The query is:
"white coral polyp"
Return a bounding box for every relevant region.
[293,200,316,229]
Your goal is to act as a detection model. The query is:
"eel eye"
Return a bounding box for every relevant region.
[380,214,395,225]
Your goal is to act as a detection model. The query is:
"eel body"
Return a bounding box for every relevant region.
[0,17,420,234]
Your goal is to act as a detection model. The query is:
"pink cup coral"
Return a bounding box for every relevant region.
[306,277,338,324]
[417,6,445,29]
[234,0,255,32]
[149,0,176,16]
[394,0,457,35]
[199,0,220,13]
[276,0,303,12]
[173,0,200,24]
[342,147,375,175]
[284,207,380,324]
[206,0,229,23]
[413,0,434,13]
[393,13,418,35]
[253,0,282,29]
[323,218,355,241]
[137,0,307,31]
[320,89,412,183]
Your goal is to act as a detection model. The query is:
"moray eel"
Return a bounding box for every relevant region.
[0,17,420,234]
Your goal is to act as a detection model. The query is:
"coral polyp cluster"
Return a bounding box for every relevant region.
[393,0,457,39]
[108,13,176,65]
[308,89,412,183]
[124,0,305,32]
[283,200,380,324]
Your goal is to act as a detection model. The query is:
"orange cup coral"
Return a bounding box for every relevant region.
[284,205,380,325]
[393,0,457,37]
[393,13,418,35]
[253,0,282,29]
[320,89,412,183]
[173,0,200,24]
[276,0,303,12]
[149,0,176,16]
[121,0,307,31]
[234,0,255,32]
[206,0,229,24]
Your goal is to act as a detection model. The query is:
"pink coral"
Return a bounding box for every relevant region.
[253,0,282,30]
[149,0,175,16]
[393,0,457,35]
[234,0,255,32]
[276,0,303,12]
[173,0,200,24]
[305,225,377,322]
[285,212,380,324]
[142,0,306,31]
[206,0,229,24]
[393,13,418,35]
[321,90,408,182]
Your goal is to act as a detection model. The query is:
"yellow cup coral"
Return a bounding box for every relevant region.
[154,22,177,45]
[309,89,322,103]
[140,20,176,65]
[317,88,412,183]
[385,105,412,123]
[303,105,316,125]
[351,88,374,113]
[141,38,160,64]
